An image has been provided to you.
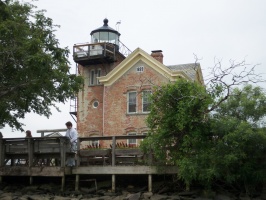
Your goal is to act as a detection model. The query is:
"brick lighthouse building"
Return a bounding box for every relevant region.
[73,19,204,148]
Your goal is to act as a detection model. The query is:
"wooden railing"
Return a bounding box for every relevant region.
[0,137,75,167]
[77,135,153,166]
[73,40,131,60]
[0,135,153,168]
[73,42,116,60]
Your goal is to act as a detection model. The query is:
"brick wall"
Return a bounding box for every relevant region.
[77,55,169,148]
[77,55,125,138]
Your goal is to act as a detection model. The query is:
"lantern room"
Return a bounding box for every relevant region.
[73,18,131,66]
[91,18,120,47]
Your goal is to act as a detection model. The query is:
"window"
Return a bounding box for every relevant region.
[90,70,95,85]
[89,68,101,86]
[128,92,137,113]
[82,135,99,149]
[90,139,99,147]
[127,133,137,147]
[97,69,101,84]
[142,90,151,112]
[93,100,99,108]
[136,66,144,72]
[85,138,99,148]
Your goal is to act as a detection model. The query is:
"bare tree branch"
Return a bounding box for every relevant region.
[201,56,265,113]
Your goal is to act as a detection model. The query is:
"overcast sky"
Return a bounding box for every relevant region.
[1,0,266,138]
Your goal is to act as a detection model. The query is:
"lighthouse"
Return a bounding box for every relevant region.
[72,19,130,139]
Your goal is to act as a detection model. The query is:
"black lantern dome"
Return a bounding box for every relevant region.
[90,18,120,46]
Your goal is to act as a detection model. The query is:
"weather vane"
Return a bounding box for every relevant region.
[116,20,121,32]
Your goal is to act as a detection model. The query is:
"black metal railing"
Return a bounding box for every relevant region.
[73,41,131,60]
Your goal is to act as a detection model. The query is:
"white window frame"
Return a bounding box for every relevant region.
[142,90,151,113]
[97,68,101,85]
[127,91,137,113]
[92,100,99,108]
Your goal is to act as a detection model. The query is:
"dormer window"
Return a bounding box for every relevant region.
[136,66,144,72]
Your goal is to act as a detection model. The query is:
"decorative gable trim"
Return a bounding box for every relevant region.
[98,48,192,86]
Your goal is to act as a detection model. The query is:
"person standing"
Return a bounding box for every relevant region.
[25,130,32,138]
[65,121,78,166]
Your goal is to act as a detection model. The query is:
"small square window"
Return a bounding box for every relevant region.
[136,66,144,72]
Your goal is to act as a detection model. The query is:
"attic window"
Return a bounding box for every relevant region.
[136,66,144,72]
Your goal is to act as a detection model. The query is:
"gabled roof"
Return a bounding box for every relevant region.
[44,132,62,137]
[166,63,204,85]
[98,48,204,86]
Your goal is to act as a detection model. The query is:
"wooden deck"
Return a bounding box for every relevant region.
[0,135,178,192]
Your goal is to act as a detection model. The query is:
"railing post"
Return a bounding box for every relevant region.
[87,45,90,58]
[148,174,152,192]
[104,43,106,57]
[0,138,4,167]
[112,174,116,192]
[76,138,80,167]
[113,44,115,60]
[60,137,66,167]
[112,136,116,166]
[28,138,33,167]
[75,174,80,191]
[73,46,75,59]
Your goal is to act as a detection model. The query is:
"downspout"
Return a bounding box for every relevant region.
[103,85,105,136]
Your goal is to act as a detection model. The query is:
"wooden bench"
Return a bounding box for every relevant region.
[79,149,111,166]
[114,149,143,165]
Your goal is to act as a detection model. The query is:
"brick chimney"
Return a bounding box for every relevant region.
[151,50,163,64]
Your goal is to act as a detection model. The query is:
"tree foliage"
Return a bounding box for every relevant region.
[215,85,266,127]
[0,1,83,130]
[211,118,266,192]
[144,79,212,162]
[142,78,266,194]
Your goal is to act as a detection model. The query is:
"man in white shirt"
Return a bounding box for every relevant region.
[65,121,78,166]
